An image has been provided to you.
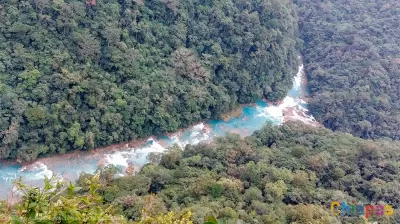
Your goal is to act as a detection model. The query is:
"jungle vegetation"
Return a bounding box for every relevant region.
[0,0,298,161]
[2,122,400,223]
[296,0,400,140]
[2,0,400,222]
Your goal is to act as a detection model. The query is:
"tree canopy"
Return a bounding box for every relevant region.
[81,122,400,223]
[0,0,298,161]
[295,0,400,140]
[3,122,400,223]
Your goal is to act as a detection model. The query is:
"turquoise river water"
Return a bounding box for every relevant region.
[0,64,318,201]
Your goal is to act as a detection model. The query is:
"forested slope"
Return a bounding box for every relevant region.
[295,0,400,140]
[0,0,298,161]
[94,122,400,223]
[2,122,400,223]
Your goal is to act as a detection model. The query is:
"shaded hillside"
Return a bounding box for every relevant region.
[0,0,298,161]
[295,0,400,139]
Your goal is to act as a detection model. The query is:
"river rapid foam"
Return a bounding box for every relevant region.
[0,64,318,201]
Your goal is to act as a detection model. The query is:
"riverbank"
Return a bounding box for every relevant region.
[220,106,245,121]
[0,103,267,167]
[0,63,316,203]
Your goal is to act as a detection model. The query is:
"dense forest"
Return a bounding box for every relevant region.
[2,122,400,223]
[0,0,298,161]
[295,0,400,140]
[3,0,400,222]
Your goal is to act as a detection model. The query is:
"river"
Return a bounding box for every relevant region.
[0,63,318,201]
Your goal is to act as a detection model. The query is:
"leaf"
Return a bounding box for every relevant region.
[204,215,218,224]
[28,202,37,208]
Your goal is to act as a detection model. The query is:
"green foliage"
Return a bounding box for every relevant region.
[0,0,298,161]
[18,69,40,90]
[24,106,47,128]
[134,210,194,224]
[265,180,287,202]
[94,122,400,223]
[4,122,400,223]
[204,215,219,224]
[208,183,223,199]
[0,174,126,223]
[287,204,338,224]
[296,0,400,140]
[131,195,193,224]
[203,215,240,224]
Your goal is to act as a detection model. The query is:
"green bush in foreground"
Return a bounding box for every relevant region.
[0,174,126,224]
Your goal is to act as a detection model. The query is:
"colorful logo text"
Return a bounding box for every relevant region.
[331,201,394,219]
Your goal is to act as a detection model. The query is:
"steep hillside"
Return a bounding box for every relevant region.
[295,0,400,139]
